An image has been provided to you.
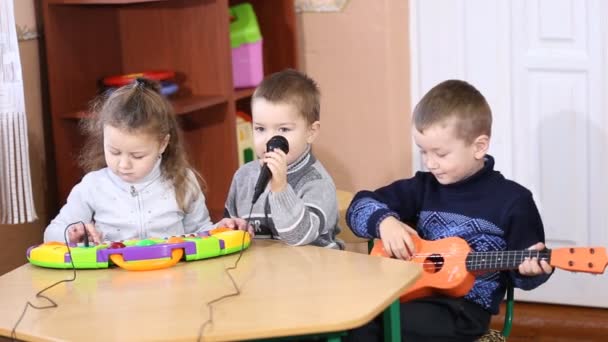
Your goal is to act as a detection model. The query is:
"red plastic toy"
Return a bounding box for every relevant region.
[103,70,175,87]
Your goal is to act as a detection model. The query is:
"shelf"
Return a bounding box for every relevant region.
[47,0,165,4]
[172,95,228,115]
[43,0,297,220]
[234,87,255,100]
[59,94,228,119]
[59,110,92,119]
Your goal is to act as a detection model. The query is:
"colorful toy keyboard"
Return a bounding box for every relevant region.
[26,228,251,271]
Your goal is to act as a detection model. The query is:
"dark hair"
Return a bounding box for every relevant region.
[413,79,492,143]
[252,69,321,124]
[79,77,203,211]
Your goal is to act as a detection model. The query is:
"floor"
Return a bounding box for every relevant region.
[490,301,608,341]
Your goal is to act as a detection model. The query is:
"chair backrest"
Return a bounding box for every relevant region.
[336,190,369,244]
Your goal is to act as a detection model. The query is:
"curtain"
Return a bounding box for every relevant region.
[0,0,37,224]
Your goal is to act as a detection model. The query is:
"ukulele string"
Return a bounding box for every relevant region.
[398,250,550,258]
[397,251,550,267]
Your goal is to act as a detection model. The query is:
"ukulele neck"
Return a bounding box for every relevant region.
[465,249,551,272]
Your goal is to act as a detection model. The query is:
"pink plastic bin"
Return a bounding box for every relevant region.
[232,40,263,88]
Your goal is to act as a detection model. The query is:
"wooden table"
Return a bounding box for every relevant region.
[0,240,420,341]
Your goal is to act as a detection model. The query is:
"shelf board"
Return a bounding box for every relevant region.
[58,110,92,119]
[172,94,228,115]
[234,87,255,101]
[59,94,228,119]
[47,0,166,4]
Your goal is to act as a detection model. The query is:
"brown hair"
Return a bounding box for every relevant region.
[79,78,203,211]
[252,69,320,124]
[413,79,492,143]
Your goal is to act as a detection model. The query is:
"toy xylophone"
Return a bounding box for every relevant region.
[26,228,251,271]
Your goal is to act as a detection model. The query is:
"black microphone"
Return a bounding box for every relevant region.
[252,135,289,204]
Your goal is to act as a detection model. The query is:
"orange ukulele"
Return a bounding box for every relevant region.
[371,235,608,302]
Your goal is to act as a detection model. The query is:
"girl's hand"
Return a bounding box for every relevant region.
[67,223,102,245]
[264,148,288,193]
[518,242,553,276]
[378,216,418,260]
[216,217,255,237]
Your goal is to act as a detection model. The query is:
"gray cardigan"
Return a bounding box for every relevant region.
[44,159,214,242]
[225,146,343,249]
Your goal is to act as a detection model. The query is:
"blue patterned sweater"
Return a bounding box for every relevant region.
[346,155,551,314]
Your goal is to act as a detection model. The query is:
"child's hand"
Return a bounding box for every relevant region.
[378,216,418,260]
[263,148,288,193]
[216,217,255,237]
[518,242,553,276]
[67,223,102,245]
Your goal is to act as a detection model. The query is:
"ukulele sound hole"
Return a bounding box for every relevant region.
[423,254,444,273]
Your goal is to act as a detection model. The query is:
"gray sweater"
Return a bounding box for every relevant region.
[225,147,343,249]
[44,159,214,242]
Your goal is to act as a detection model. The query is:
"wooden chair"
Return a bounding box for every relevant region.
[336,190,372,252]
[336,190,400,341]
[336,190,514,341]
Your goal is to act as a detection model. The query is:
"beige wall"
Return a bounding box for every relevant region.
[13,0,37,32]
[0,1,51,275]
[297,0,412,194]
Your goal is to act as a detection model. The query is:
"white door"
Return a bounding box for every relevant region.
[410,0,608,307]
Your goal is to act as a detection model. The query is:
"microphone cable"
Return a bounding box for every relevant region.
[198,203,255,342]
[11,221,87,341]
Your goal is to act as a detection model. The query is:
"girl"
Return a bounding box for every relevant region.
[44,78,238,243]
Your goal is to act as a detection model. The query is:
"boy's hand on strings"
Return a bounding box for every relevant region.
[67,223,102,245]
[264,148,288,194]
[518,242,553,276]
[216,217,255,237]
[378,216,418,260]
